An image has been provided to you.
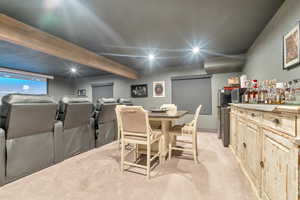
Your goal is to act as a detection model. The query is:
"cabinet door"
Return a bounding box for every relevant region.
[230,113,237,152]
[244,123,261,190]
[262,129,298,200]
[236,119,246,161]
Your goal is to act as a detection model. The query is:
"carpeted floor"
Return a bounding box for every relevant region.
[0,132,256,200]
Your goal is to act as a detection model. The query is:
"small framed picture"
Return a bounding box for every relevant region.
[131,84,148,98]
[77,89,87,97]
[153,81,165,98]
[283,23,300,69]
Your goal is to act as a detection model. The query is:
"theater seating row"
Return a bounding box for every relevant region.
[0,94,132,186]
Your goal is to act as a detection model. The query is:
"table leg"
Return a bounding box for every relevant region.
[161,120,172,163]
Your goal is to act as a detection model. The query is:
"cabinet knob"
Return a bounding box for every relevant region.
[251,113,256,117]
[260,161,264,168]
[272,118,280,125]
[243,142,247,148]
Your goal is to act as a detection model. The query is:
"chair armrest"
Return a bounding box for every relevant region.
[89,117,96,149]
[53,121,64,163]
[0,128,5,186]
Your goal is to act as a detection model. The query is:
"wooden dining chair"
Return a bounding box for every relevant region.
[168,105,202,164]
[119,106,162,179]
[115,105,125,149]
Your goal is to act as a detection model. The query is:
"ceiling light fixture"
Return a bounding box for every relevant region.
[70,68,77,73]
[148,54,155,61]
[45,0,61,10]
[192,46,200,54]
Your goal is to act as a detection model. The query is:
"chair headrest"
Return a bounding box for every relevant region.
[2,94,56,105]
[61,96,90,104]
[117,98,132,104]
[97,98,117,104]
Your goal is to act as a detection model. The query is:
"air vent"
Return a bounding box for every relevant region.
[204,55,246,74]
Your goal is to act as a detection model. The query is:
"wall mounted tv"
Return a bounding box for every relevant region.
[0,71,48,99]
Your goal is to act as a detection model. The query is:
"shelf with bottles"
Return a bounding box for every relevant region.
[242,79,300,105]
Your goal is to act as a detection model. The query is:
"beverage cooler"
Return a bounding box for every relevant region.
[217,89,232,147]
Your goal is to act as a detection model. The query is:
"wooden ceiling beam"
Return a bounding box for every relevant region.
[0,14,139,79]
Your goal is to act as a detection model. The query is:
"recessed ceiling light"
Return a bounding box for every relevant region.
[45,0,60,10]
[148,54,155,61]
[192,46,200,54]
[70,68,77,73]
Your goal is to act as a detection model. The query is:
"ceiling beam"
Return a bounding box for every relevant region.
[0,14,139,79]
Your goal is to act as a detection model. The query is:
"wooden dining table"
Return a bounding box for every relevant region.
[148,110,189,162]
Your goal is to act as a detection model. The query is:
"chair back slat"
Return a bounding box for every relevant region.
[193,105,202,130]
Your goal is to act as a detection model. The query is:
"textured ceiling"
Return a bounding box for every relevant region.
[0,0,284,77]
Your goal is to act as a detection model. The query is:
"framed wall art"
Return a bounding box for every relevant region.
[131,84,148,98]
[77,89,87,97]
[283,23,300,69]
[153,81,165,98]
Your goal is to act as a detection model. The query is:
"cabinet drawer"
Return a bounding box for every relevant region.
[246,111,261,124]
[236,109,247,117]
[262,113,297,137]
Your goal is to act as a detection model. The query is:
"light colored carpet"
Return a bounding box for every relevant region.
[0,132,256,200]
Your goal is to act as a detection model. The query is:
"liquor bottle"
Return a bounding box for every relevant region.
[251,80,258,104]
[243,80,250,104]
[259,80,267,104]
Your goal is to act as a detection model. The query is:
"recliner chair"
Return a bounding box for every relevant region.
[0,94,59,186]
[117,98,133,106]
[95,98,118,147]
[56,96,95,160]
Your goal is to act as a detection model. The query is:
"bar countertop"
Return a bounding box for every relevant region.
[229,103,300,114]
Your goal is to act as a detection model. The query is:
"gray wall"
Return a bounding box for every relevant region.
[48,77,75,101]
[74,65,239,132]
[74,75,132,101]
[243,0,300,80]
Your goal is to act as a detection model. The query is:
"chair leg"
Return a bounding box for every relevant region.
[117,130,121,150]
[192,133,198,164]
[121,139,125,173]
[134,144,138,161]
[158,139,162,164]
[147,142,151,180]
[168,135,173,161]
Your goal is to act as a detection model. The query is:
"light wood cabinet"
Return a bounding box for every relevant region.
[261,129,298,200]
[230,113,237,154]
[244,123,261,195]
[230,104,300,200]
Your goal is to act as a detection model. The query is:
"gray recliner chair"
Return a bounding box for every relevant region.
[56,96,95,160]
[0,94,59,186]
[117,98,133,106]
[95,98,118,147]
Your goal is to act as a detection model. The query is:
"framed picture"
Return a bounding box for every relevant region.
[131,84,148,98]
[153,81,165,97]
[77,89,87,96]
[283,23,300,69]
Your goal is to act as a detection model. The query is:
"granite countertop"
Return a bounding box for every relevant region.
[230,103,300,114]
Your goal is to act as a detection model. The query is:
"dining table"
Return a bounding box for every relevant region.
[148,110,189,163]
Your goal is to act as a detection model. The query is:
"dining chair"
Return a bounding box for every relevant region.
[119,106,162,179]
[168,105,202,164]
[115,105,125,149]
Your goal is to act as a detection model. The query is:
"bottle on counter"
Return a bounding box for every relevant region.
[294,79,300,104]
[259,80,268,104]
[250,80,258,104]
[243,80,250,104]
